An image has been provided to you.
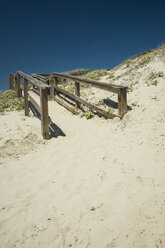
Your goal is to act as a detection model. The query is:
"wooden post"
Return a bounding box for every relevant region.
[50,85,55,100]
[75,82,80,110]
[47,79,55,101]
[23,78,29,116]
[15,74,21,97]
[54,77,58,96]
[15,74,18,92]
[18,74,21,98]
[13,74,15,90]
[40,88,49,139]
[118,88,127,116]
[9,74,14,90]
[20,86,23,98]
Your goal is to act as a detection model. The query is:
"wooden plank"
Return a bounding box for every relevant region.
[54,96,79,115]
[46,72,127,94]
[118,88,127,116]
[75,82,80,110]
[23,78,29,116]
[28,94,41,114]
[54,77,58,96]
[40,89,49,139]
[14,74,18,92]
[20,84,24,98]
[18,74,21,97]
[33,72,127,94]
[17,71,51,89]
[20,85,23,98]
[54,85,121,119]
[13,76,15,90]
[9,74,14,90]
[32,74,48,81]
[15,74,21,98]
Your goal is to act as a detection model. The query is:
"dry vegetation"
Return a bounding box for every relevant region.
[0,90,24,114]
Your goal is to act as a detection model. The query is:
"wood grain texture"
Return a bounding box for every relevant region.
[15,74,21,98]
[50,85,55,100]
[40,89,49,139]
[75,82,80,110]
[32,72,128,117]
[23,78,29,116]
[17,71,50,89]
[118,88,127,116]
[33,72,127,94]
[54,77,58,96]
[9,74,14,90]
[28,94,41,114]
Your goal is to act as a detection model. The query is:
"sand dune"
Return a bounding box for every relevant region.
[0,46,165,247]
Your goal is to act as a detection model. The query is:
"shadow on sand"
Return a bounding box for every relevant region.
[103,98,132,111]
[29,102,66,139]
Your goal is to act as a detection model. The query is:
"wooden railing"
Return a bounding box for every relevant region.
[9,70,128,139]
[32,72,128,118]
[9,71,50,139]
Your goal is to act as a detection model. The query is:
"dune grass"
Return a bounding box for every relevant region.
[0,90,24,113]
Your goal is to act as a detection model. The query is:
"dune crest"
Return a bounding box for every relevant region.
[0,45,165,248]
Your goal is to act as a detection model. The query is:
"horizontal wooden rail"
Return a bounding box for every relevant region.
[54,85,121,119]
[33,72,126,94]
[32,74,48,81]
[55,95,79,115]
[32,71,128,117]
[28,94,41,113]
[17,71,50,89]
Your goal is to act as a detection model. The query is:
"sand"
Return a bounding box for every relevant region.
[0,49,165,247]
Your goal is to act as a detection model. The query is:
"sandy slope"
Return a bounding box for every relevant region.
[0,48,165,247]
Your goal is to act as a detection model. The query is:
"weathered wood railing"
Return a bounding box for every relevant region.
[32,72,128,118]
[9,71,51,139]
[9,70,127,138]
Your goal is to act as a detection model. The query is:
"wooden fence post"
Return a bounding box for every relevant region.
[118,88,127,116]
[9,74,14,90]
[13,75,15,90]
[15,74,18,93]
[48,79,55,101]
[75,82,80,110]
[50,85,55,100]
[54,77,58,96]
[15,74,21,97]
[23,78,29,116]
[40,88,49,140]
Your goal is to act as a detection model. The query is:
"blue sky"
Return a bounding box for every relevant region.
[0,0,165,90]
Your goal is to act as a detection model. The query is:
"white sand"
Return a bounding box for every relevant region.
[0,48,165,247]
